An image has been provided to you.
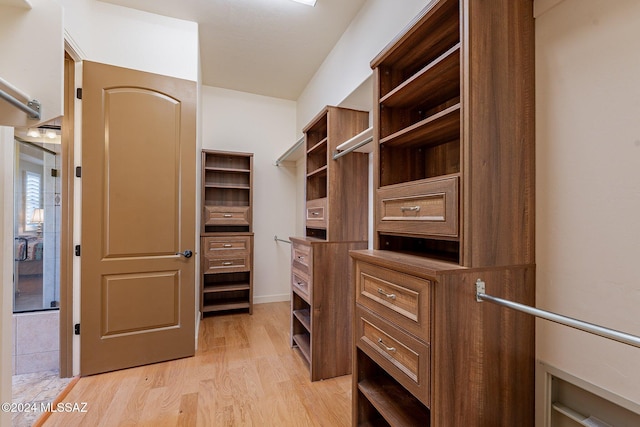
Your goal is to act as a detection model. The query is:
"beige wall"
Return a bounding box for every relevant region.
[201,86,297,303]
[536,0,640,406]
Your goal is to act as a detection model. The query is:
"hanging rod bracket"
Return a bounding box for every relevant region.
[0,88,42,120]
[475,278,485,302]
[27,99,41,119]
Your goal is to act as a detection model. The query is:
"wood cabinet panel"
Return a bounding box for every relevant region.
[305,197,327,230]
[356,305,430,407]
[200,150,253,315]
[202,235,251,274]
[290,238,367,382]
[377,174,458,238]
[431,267,535,426]
[203,206,250,227]
[202,235,250,253]
[354,0,535,424]
[291,269,311,303]
[291,241,311,274]
[352,253,536,427]
[303,106,369,241]
[355,261,431,342]
[202,256,249,273]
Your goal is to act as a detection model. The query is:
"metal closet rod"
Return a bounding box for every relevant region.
[475,279,640,349]
[274,235,291,244]
[275,136,304,166]
[332,127,373,160]
[333,136,373,160]
[0,77,41,120]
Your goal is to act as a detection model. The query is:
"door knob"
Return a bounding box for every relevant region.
[176,250,193,258]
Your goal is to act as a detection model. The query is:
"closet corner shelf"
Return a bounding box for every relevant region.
[380,43,460,109]
[292,333,311,362]
[306,165,328,179]
[293,309,311,331]
[307,137,328,154]
[205,166,251,173]
[379,103,460,148]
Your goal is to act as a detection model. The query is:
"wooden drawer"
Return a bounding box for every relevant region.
[291,242,311,275]
[291,269,311,303]
[356,306,430,406]
[355,261,431,343]
[202,235,250,254]
[377,175,458,238]
[306,197,327,229]
[204,205,250,226]
[202,236,250,274]
[203,256,249,273]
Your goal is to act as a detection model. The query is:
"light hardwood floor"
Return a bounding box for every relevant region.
[44,302,352,426]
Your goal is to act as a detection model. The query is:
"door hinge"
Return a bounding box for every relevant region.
[51,168,59,177]
[75,166,81,178]
[74,324,80,335]
[76,88,82,99]
[75,245,81,256]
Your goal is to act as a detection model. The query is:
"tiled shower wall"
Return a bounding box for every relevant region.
[12,311,59,375]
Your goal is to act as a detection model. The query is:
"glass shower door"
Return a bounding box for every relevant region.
[13,139,61,312]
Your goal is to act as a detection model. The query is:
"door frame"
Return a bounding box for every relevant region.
[59,48,77,378]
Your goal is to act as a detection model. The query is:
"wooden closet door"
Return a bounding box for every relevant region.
[80,61,196,376]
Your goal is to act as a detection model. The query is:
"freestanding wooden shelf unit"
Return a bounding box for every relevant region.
[200,150,254,316]
[291,106,369,381]
[351,0,536,425]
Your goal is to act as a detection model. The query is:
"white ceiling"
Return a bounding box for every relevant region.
[98,0,368,100]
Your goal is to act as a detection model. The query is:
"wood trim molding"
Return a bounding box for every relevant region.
[59,52,75,378]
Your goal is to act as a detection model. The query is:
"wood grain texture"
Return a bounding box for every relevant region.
[432,266,536,426]
[304,106,369,241]
[80,61,197,376]
[289,238,367,381]
[360,0,535,424]
[352,257,535,426]
[201,150,254,314]
[44,302,352,427]
[462,0,535,267]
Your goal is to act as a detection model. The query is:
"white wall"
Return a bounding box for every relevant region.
[201,86,297,303]
[296,0,429,132]
[61,0,198,82]
[0,0,61,413]
[0,0,64,127]
[536,0,640,406]
[292,0,429,236]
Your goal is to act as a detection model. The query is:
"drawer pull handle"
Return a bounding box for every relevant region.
[223,244,233,248]
[296,282,304,287]
[297,256,305,260]
[377,288,396,300]
[377,338,396,353]
[400,206,420,212]
[222,262,233,266]
[312,212,320,216]
[223,214,233,218]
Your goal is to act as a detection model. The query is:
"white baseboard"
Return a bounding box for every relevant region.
[254,293,290,305]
